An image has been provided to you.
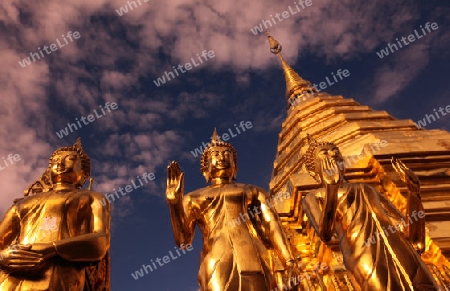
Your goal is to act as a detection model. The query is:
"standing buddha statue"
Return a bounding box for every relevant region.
[166,129,299,291]
[302,135,439,290]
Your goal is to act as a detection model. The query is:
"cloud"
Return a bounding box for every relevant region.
[0,46,52,214]
[0,0,447,218]
[369,5,450,102]
[372,42,430,103]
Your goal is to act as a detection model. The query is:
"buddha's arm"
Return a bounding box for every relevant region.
[166,162,195,248]
[53,233,109,262]
[251,186,295,265]
[318,183,339,242]
[378,190,425,253]
[35,195,111,262]
[167,195,196,247]
[405,188,426,253]
[0,205,20,250]
[302,190,323,236]
[391,158,426,253]
[0,204,47,271]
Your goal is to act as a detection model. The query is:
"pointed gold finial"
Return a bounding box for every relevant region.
[266,31,282,54]
[211,127,220,143]
[266,32,317,108]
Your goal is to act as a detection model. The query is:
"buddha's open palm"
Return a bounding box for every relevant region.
[166,161,184,204]
[321,157,341,185]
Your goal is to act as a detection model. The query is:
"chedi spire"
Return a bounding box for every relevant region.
[266,32,317,108]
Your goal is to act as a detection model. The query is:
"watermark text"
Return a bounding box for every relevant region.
[153,50,215,87]
[18,31,81,68]
[0,154,21,172]
[376,22,439,59]
[415,105,450,129]
[55,102,118,139]
[99,172,155,206]
[250,1,313,35]
[131,244,193,280]
[190,121,253,158]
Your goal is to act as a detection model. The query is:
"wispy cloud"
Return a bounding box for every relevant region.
[0,0,448,217]
[372,42,430,103]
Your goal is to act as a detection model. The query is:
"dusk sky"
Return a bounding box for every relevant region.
[0,0,449,290]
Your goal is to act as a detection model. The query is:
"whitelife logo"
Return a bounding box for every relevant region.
[190,121,253,158]
[0,154,21,172]
[99,172,155,206]
[363,210,425,246]
[250,0,313,35]
[55,102,118,139]
[228,191,291,228]
[131,244,193,280]
[18,31,81,68]
[414,105,450,129]
[376,22,439,59]
[153,50,216,87]
[288,69,350,107]
[115,0,149,16]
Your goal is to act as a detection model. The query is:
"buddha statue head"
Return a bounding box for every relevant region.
[49,138,90,189]
[304,134,345,184]
[24,138,90,195]
[200,129,238,183]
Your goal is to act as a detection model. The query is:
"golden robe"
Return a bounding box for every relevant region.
[0,190,110,291]
[176,183,291,291]
[303,183,439,291]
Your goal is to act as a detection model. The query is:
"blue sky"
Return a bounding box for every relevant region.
[0,0,449,290]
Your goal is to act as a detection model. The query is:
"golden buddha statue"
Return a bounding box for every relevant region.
[301,135,439,290]
[166,129,299,291]
[0,138,111,290]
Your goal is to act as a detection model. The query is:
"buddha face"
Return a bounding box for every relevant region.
[208,146,235,180]
[50,150,83,185]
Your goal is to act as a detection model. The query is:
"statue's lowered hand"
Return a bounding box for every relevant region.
[0,245,44,272]
[166,161,184,204]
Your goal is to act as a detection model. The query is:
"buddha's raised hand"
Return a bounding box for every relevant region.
[166,161,184,204]
[321,157,341,185]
